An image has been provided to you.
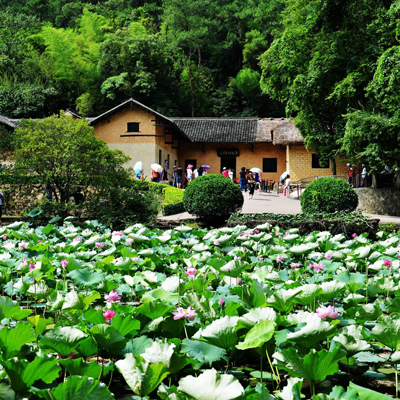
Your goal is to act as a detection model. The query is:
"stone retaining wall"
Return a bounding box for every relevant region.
[356,187,400,216]
[1,184,43,216]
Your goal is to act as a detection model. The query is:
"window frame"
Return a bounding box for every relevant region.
[262,158,278,173]
[127,122,140,133]
[312,154,329,169]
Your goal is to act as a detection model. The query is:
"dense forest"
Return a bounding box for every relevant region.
[0,0,285,118]
[1,0,400,171]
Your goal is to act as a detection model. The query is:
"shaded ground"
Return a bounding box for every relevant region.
[159,190,400,225]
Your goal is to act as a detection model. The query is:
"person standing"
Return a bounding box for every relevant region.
[361,164,367,187]
[228,168,234,181]
[186,164,193,183]
[162,159,168,181]
[222,167,229,178]
[171,166,177,187]
[346,163,353,185]
[151,169,159,182]
[43,184,53,201]
[247,172,256,199]
[283,175,291,197]
[193,166,199,179]
[176,165,183,189]
[239,167,247,192]
[198,165,203,176]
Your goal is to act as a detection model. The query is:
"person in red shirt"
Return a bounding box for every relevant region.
[222,167,229,178]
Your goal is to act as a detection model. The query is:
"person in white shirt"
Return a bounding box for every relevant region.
[228,169,233,181]
[361,164,367,186]
[193,167,199,179]
[186,166,193,183]
[284,175,291,196]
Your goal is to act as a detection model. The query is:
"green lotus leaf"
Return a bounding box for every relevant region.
[236,307,277,331]
[111,315,140,336]
[58,358,102,379]
[236,321,275,350]
[283,234,299,243]
[277,377,303,400]
[349,382,391,400]
[136,301,175,320]
[181,339,227,365]
[371,313,400,350]
[0,383,15,400]
[219,260,251,278]
[333,325,371,357]
[266,288,302,314]
[90,324,126,353]
[37,375,115,400]
[193,243,210,252]
[295,284,323,306]
[27,281,51,298]
[68,268,105,288]
[273,345,346,389]
[289,243,318,255]
[319,281,346,302]
[115,354,169,397]
[383,247,399,257]
[40,326,87,357]
[255,222,272,231]
[193,316,239,350]
[0,321,36,358]
[286,311,337,347]
[141,339,175,368]
[0,296,31,320]
[2,355,61,393]
[124,336,153,355]
[178,368,244,400]
[6,222,24,231]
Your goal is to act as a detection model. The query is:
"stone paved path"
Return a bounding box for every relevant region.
[159,190,400,225]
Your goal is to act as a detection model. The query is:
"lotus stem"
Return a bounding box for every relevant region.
[396,365,398,399]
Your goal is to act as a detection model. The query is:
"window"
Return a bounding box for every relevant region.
[167,154,170,168]
[263,158,277,173]
[312,154,329,169]
[127,122,140,132]
[159,150,162,165]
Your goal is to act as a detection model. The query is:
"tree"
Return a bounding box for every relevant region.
[13,112,131,203]
[260,0,394,174]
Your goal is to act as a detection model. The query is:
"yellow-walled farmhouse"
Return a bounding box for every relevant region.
[0,98,348,182]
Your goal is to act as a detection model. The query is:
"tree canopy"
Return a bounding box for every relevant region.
[13,112,130,203]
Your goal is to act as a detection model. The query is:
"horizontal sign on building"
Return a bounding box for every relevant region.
[217,148,240,157]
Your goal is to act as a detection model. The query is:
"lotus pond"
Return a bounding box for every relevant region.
[0,219,400,399]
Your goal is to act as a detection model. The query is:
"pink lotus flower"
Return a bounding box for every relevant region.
[384,259,392,269]
[112,231,123,236]
[310,262,324,272]
[104,290,121,303]
[103,309,116,323]
[317,305,338,320]
[325,253,333,260]
[277,255,284,263]
[172,306,197,321]
[29,263,35,271]
[2,236,6,240]
[252,229,260,234]
[234,255,241,261]
[214,240,220,246]
[37,240,42,243]
[284,232,290,237]
[352,233,357,238]
[95,242,104,249]
[219,297,225,307]
[236,277,242,285]
[185,266,197,277]
[126,238,134,243]
[19,241,29,250]
[73,237,82,242]
[131,257,139,262]
[61,259,69,268]
[290,262,301,269]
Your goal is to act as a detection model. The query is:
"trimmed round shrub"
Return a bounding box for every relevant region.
[300,177,358,214]
[183,174,244,221]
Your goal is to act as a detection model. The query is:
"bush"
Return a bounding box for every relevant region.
[162,185,184,216]
[183,174,243,221]
[84,186,162,229]
[300,177,359,214]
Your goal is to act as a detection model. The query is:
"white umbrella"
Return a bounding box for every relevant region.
[280,171,289,181]
[151,163,163,173]
[134,161,142,174]
[250,167,263,174]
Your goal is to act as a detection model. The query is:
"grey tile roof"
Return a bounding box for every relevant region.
[170,118,258,143]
